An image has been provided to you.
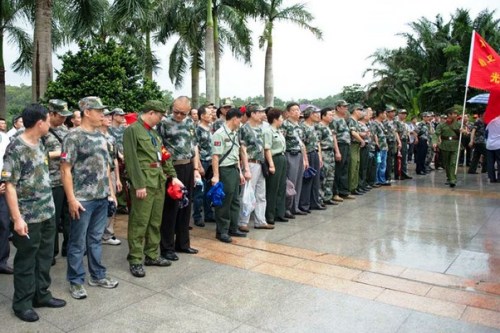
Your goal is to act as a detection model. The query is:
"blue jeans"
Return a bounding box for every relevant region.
[376,150,388,184]
[67,199,108,285]
[192,160,214,222]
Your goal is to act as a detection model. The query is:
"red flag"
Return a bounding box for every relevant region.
[467,32,500,91]
[484,89,500,124]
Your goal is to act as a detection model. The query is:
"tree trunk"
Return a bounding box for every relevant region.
[0,30,6,119]
[204,0,216,104]
[145,29,153,81]
[32,0,53,102]
[213,8,220,106]
[264,39,274,107]
[191,59,200,108]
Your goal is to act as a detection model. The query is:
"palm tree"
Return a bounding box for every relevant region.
[257,0,322,106]
[0,0,32,118]
[205,0,216,104]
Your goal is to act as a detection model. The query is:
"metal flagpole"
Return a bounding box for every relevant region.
[455,30,476,175]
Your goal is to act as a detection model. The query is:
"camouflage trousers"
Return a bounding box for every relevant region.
[320,150,335,202]
[425,144,434,170]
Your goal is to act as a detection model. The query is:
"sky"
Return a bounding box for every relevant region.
[3,0,499,101]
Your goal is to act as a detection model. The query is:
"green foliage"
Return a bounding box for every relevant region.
[44,40,163,111]
[5,84,31,121]
[340,84,366,105]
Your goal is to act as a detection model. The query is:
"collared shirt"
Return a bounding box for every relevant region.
[157,115,197,160]
[372,120,388,150]
[212,123,240,167]
[315,122,334,151]
[240,122,265,161]
[281,119,304,152]
[331,117,350,144]
[301,121,319,153]
[264,126,286,156]
[196,124,213,162]
[44,125,69,187]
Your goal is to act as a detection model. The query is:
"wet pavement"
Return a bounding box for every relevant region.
[1,164,499,332]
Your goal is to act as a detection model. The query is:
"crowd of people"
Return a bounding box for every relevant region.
[0,95,499,323]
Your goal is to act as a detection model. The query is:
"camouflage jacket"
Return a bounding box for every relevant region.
[395,119,409,141]
[282,119,304,153]
[372,120,388,150]
[472,119,486,144]
[157,115,197,160]
[301,121,319,153]
[196,124,212,162]
[2,136,55,223]
[315,122,334,151]
[109,125,125,156]
[240,123,265,161]
[331,117,351,144]
[384,119,397,143]
[44,125,69,188]
[417,122,431,141]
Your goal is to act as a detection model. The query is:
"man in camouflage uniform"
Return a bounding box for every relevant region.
[384,106,401,182]
[109,108,128,214]
[124,101,180,278]
[372,109,391,186]
[416,112,432,175]
[299,106,325,211]
[395,109,412,180]
[282,102,308,215]
[238,103,274,230]
[61,97,119,300]
[45,100,72,265]
[425,112,436,172]
[331,100,355,200]
[359,107,375,189]
[317,107,339,205]
[4,103,66,322]
[157,96,201,261]
[468,113,487,174]
[348,105,367,195]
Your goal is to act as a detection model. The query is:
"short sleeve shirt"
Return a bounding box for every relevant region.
[281,119,304,153]
[332,117,351,144]
[61,128,110,201]
[2,136,55,223]
[212,124,240,167]
[240,123,265,161]
[301,121,319,153]
[44,126,69,187]
[384,120,397,143]
[373,121,388,150]
[315,122,334,151]
[196,124,212,162]
[157,115,197,160]
[263,126,286,156]
[473,120,486,144]
[109,125,125,155]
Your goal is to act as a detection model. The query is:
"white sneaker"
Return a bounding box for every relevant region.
[88,276,119,289]
[102,236,121,245]
[70,284,88,299]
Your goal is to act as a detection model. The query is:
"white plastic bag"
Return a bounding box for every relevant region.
[241,182,256,217]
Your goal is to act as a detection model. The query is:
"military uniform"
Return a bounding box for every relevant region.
[433,120,462,186]
[282,119,305,214]
[468,118,487,174]
[212,123,241,239]
[193,124,214,224]
[358,121,370,190]
[372,120,389,184]
[102,130,119,242]
[384,119,397,181]
[157,115,197,256]
[124,114,176,265]
[348,116,362,193]
[416,118,431,174]
[394,118,410,179]
[331,116,351,196]
[299,116,321,211]
[239,122,269,227]
[3,134,56,313]
[264,125,287,221]
[366,120,378,186]
[316,122,335,202]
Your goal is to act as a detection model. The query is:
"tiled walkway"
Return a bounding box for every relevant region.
[1,166,499,332]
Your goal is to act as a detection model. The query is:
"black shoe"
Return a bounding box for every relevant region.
[351,190,363,195]
[311,206,327,210]
[450,183,456,188]
[33,297,66,308]
[116,206,129,215]
[416,172,426,175]
[467,171,478,174]
[275,216,289,222]
[380,182,391,186]
[163,252,179,261]
[323,200,338,205]
[217,234,232,243]
[194,221,205,227]
[14,309,39,322]
[364,185,373,190]
[130,264,146,277]
[176,247,198,254]
[284,212,295,219]
[293,211,307,216]
[204,218,216,223]
[0,265,13,274]
[403,174,413,179]
[299,209,311,214]
[266,220,276,225]
[145,256,171,266]
[228,230,247,237]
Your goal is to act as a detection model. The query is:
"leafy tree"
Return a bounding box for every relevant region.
[44,40,162,111]
[5,84,31,121]
[340,84,366,105]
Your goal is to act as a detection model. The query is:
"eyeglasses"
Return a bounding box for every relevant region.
[173,110,189,117]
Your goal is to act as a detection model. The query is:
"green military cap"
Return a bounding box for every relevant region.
[385,105,396,112]
[303,105,321,118]
[336,99,349,107]
[445,105,461,115]
[142,100,166,114]
[246,102,265,113]
[79,96,107,111]
[112,107,126,115]
[421,112,430,117]
[350,104,364,113]
[221,97,234,107]
[48,99,72,116]
[103,108,113,116]
[397,109,407,115]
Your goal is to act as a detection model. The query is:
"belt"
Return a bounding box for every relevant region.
[220,164,238,169]
[338,142,349,145]
[286,151,301,155]
[322,148,333,151]
[173,159,191,165]
[272,152,285,156]
[441,136,459,141]
[248,159,261,164]
[149,162,162,168]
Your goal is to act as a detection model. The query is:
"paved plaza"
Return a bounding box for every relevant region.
[1,166,499,332]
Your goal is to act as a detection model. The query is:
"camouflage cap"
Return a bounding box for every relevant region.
[48,99,72,116]
[385,105,396,112]
[246,102,265,113]
[221,97,234,107]
[445,105,461,115]
[421,112,430,117]
[303,105,321,118]
[103,108,113,116]
[397,109,408,114]
[336,99,349,107]
[79,96,107,111]
[142,100,166,114]
[112,107,126,115]
[350,104,364,114]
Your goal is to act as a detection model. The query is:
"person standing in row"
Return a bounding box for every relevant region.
[347,105,366,195]
[124,101,180,278]
[416,113,432,175]
[4,104,66,322]
[317,107,339,205]
[331,100,354,200]
[395,109,412,180]
[61,97,119,300]
[468,113,487,174]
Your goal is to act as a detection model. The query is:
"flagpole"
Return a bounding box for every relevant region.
[454,30,476,175]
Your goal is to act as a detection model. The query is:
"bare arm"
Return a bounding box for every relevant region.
[5,182,28,236]
[61,162,85,220]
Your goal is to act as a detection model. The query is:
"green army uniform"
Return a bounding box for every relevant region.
[264,126,287,221]
[212,123,240,238]
[299,115,322,210]
[384,119,397,181]
[348,117,362,192]
[124,115,176,264]
[425,122,436,171]
[316,122,335,202]
[3,136,56,313]
[433,120,461,186]
[331,116,351,196]
[394,118,409,178]
[109,124,127,208]
[282,119,305,213]
[358,121,371,189]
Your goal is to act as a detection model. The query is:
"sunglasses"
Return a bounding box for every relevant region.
[173,110,189,117]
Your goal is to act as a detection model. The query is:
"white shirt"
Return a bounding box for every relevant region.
[486,116,500,150]
[0,132,10,175]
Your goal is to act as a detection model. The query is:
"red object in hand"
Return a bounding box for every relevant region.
[161,146,171,161]
[167,182,183,200]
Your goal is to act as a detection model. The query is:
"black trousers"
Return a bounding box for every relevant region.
[299,151,321,210]
[358,146,369,189]
[334,143,350,196]
[486,148,500,182]
[386,142,396,181]
[52,186,70,258]
[0,195,10,269]
[469,143,487,173]
[160,162,194,254]
[416,139,428,174]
